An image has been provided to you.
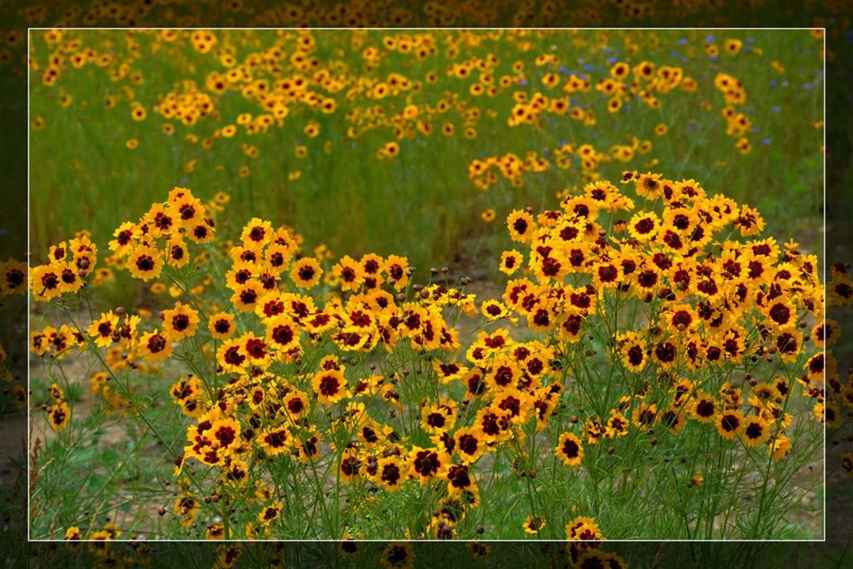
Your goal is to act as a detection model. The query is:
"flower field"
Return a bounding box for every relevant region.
[21,29,842,544]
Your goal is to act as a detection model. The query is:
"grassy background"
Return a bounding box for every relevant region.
[29,30,823,287]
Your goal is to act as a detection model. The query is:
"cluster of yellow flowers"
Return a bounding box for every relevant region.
[28,169,840,540]
[714,72,752,154]
[29,232,98,302]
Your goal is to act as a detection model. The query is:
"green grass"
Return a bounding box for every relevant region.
[29,30,823,278]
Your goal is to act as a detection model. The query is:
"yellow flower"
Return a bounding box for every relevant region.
[64,526,81,540]
[161,301,200,342]
[555,432,584,467]
[384,255,410,291]
[208,312,236,339]
[127,246,164,282]
[290,257,323,289]
[87,311,119,348]
[522,515,546,535]
[30,264,64,302]
[48,400,71,432]
[565,515,604,540]
[499,250,523,275]
[312,369,349,405]
[740,416,771,447]
[138,330,172,362]
[258,501,284,526]
[480,299,508,321]
[506,210,535,243]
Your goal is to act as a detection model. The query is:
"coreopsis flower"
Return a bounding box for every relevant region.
[555,432,584,467]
